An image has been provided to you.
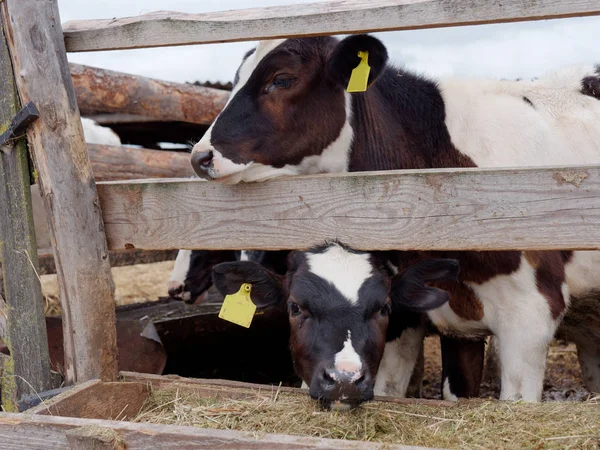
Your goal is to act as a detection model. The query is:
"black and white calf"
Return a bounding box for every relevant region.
[168,250,288,303]
[212,242,459,408]
[186,34,600,400]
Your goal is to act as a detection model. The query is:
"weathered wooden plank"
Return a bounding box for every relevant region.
[0,413,427,450]
[97,166,600,252]
[71,64,228,125]
[31,380,150,421]
[87,144,195,181]
[1,0,118,383]
[62,0,600,52]
[0,13,53,411]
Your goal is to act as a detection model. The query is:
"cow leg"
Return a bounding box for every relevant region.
[495,325,555,401]
[576,339,600,394]
[440,336,485,400]
[406,340,425,398]
[374,325,425,398]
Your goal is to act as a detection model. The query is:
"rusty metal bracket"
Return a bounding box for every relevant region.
[0,101,39,152]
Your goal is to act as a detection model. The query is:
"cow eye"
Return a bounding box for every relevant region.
[289,301,302,316]
[380,303,391,317]
[266,74,295,93]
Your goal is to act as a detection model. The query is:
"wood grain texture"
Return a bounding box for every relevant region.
[62,0,600,52]
[71,64,228,125]
[32,380,150,421]
[0,413,427,449]
[2,0,118,383]
[87,144,195,181]
[0,14,53,410]
[97,166,600,252]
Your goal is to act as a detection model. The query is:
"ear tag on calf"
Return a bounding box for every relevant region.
[218,283,256,328]
[346,51,371,93]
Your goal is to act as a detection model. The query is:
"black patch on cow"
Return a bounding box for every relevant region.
[522,96,534,107]
[581,65,600,100]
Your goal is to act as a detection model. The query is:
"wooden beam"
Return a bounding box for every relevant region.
[87,144,194,181]
[62,0,600,52]
[1,0,118,383]
[97,166,600,252]
[71,64,228,126]
[0,13,53,411]
[0,412,418,450]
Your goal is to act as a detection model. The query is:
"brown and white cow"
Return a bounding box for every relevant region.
[188,34,600,400]
[212,242,459,408]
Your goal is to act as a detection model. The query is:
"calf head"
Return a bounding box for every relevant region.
[191,34,389,183]
[212,243,459,408]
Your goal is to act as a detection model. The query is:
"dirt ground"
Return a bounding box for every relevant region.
[41,261,591,401]
[420,336,590,401]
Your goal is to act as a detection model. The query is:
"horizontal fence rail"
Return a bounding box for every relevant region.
[97,165,600,252]
[62,0,600,52]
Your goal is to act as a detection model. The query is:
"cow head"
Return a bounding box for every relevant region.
[191,35,389,183]
[212,243,459,408]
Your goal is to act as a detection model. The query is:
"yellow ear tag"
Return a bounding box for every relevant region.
[218,283,256,328]
[346,51,371,93]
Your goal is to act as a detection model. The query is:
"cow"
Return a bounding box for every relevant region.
[187,34,600,401]
[168,250,288,303]
[212,241,459,408]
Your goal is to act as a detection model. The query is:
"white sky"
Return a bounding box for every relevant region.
[58,0,600,84]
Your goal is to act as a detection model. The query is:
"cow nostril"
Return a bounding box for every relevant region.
[191,151,214,175]
[354,372,366,386]
[322,369,335,387]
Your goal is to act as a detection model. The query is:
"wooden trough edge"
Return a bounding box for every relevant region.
[61,0,600,52]
[14,373,449,449]
[0,411,437,449]
[97,164,600,252]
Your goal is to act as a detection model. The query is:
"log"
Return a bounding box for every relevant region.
[1,0,118,383]
[87,144,194,181]
[0,14,53,410]
[71,64,229,126]
[96,166,600,251]
[62,0,600,52]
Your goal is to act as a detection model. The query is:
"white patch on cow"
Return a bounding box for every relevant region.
[334,331,362,377]
[462,255,559,401]
[300,381,309,390]
[306,244,371,304]
[168,250,192,294]
[191,39,286,160]
[374,325,425,398]
[439,65,600,169]
[240,251,249,261]
[81,117,121,146]
[442,378,459,402]
[564,251,600,298]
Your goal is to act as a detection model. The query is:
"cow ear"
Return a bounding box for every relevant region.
[326,34,388,88]
[390,259,460,312]
[212,261,286,309]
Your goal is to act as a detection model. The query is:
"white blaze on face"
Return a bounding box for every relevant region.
[306,244,372,304]
[334,331,362,377]
[191,39,286,161]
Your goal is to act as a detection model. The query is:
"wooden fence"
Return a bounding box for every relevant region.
[1,0,599,425]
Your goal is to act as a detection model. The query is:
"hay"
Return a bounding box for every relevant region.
[41,260,175,315]
[134,387,600,449]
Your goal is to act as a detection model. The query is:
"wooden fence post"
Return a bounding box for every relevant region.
[1,0,119,383]
[0,18,53,411]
